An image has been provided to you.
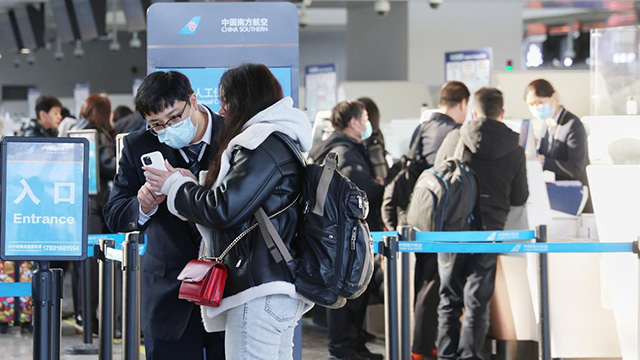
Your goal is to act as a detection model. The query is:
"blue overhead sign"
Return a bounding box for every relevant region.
[147,2,300,107]
[1,138,89,261]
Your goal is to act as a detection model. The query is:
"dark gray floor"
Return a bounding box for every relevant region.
[0,318,386,359]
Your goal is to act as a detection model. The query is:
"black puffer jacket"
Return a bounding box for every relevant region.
[20,119,57,137]
[363,130,389,180]
[308,132,385,231]
[438,118,529,230]
[172,134,304,297]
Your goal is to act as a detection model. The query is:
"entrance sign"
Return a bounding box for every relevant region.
[147,2,300,108]
[68,130,100,195]
[1,137,89,261]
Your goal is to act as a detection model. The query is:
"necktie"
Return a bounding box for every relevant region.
[184,142,205,175]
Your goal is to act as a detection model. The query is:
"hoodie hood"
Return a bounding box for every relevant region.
[240,97,313,151]
[309,132,358,164]
[213,97,312,188]
[461,118,520,160]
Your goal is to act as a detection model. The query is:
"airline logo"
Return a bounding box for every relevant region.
[487,232,497,241]
[179,17,201,35]
[510,244,522,252]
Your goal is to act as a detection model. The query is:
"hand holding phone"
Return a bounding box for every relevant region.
[141,151,167,194]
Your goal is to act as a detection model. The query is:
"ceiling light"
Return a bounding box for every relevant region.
[20,48,30,55]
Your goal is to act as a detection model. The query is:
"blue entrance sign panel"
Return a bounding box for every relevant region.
[68,130,100,195]
[1,137,89,261]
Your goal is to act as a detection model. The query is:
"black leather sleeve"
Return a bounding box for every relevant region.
[172,145,288,230]
[103,135,143,233]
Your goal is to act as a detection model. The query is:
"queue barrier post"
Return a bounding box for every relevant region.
[33,261,52,360]
[97,239,115,360]
[397,226,414,360]
[382,235,400,360]
[536,225,551,360]
[122,232,141,360]
[51,268,64,360]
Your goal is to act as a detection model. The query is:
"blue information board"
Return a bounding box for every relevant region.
[68,130,99,195]
[1,137,89,261]
[158,67,292,113]
[148,2,300,107]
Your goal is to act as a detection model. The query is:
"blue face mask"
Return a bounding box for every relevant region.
[361,121,373,141]
[529,103,554,121]
[157,116,198,149]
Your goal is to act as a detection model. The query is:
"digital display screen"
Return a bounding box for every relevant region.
[156,67,292,113]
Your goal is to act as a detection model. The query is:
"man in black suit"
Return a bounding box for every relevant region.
[103,71,225,359]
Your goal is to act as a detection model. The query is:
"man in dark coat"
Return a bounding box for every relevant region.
[103,71,224,359]
[435,88,528,360]
[20,95,62,137]
[382,81,470,360]
[309,100,383,360]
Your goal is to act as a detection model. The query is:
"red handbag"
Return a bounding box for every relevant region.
[177,198,299,307]
[177,259,227,307]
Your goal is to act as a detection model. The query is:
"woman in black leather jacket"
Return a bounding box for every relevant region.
[144,64,314,359]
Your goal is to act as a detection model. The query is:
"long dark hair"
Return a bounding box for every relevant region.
[81,94,115,138]
[205,63,284,187]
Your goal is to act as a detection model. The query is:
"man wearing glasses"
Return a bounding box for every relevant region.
[103,71,225,359]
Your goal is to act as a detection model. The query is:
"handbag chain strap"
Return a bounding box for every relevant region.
[200,195,301,263]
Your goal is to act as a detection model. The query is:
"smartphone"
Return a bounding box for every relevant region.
[141,151,167,195]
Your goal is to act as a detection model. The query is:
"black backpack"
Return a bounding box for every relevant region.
[406,141,482,232]
[256,133,375,309]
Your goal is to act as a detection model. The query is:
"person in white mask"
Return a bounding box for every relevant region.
[525,78,592,212]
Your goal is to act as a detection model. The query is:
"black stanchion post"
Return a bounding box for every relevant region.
[82,259,93,344]
[98,240,115,360]
[397,226,413,360]
[122,232,141,360]
[383,235,400,360]
[536,225,551,360]
[33,261,52,360]
[51,268,64,360]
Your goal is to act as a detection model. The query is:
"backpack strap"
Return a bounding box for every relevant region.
[272,131,307,167]
[255,207,293,264]
[312,152,338,216]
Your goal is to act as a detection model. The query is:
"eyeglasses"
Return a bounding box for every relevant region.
[146,102,190,136]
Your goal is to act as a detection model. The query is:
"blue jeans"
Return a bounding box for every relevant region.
[225,295,304,360]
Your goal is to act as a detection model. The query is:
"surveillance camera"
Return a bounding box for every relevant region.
[26,54,35,66]
[54,50,64,61]
[13,59,19,68]
[109,40,121,52]
[299,11,310,29]
[429,0,443,9]
[374,0,390,16]
[130,32,141,49]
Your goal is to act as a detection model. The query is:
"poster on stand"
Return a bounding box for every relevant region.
[445,48,492,118]
[73,83,90,119]
[305,64,337,123]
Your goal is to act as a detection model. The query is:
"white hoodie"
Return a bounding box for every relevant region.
[161,97,314,332]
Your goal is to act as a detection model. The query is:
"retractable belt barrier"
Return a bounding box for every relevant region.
[94,232,142,360]
[374,225,640,360]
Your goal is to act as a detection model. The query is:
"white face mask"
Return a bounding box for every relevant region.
[529,103,555,121]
